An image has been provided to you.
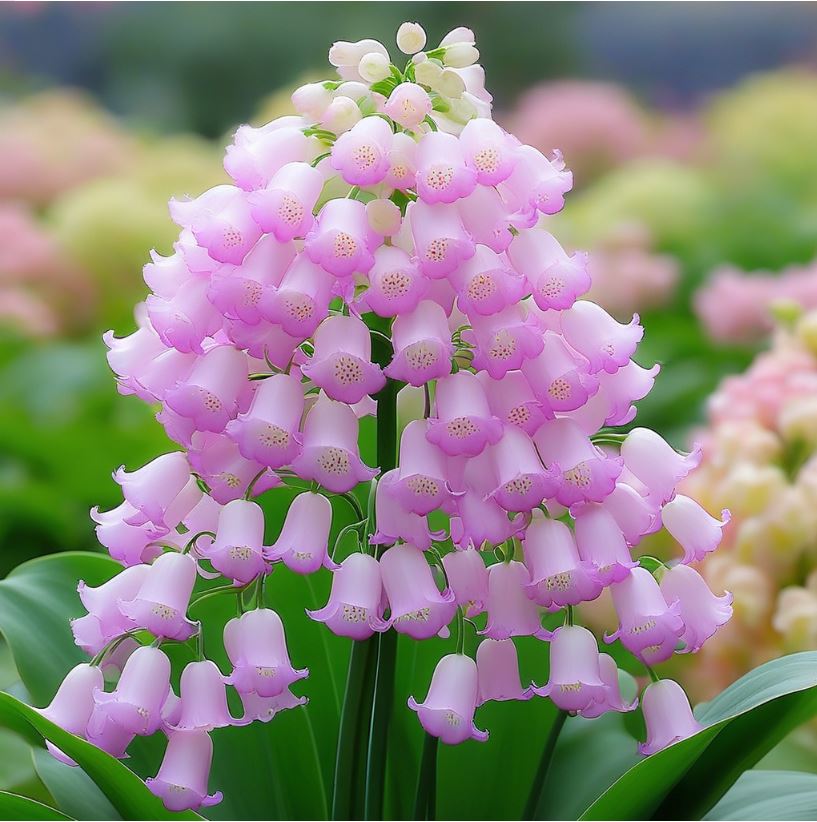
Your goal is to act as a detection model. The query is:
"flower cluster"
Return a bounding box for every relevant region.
[37,23,730,811]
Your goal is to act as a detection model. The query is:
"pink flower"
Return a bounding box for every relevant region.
[90,502,167,567]
[560,301,643,375]
[147,278,223,355]
[476,638,534,705]
[330,116,393,186]
[499,145,572,220]
[383,132,418,190]
[443,548,489,617]
[660,495,730,564]
[248,162,324,241]
[478,370,548,436]
[199,499,269,584]
[267,492,337,574]
[459,118,517,185]
[480,561,549,640]
[237,690,308,723]
[170,660,237,731]
[392,420,457,515]
[408,201,475,279]
[621,429,702,505]
[224,121,311,191]
[384,83,432,130]
[573,503,637,585]
[601,482,659,546]
[638,679,703,756]
[456,184,514,253]
[384,300,454,386]
[415,132,477,204]
[580,654,638,719]
[452,245,526,317]
[304,199,379,278]
[467,305,544,379]
[357,245,428,317]
[371,469,445,550]
[408,654,488,744]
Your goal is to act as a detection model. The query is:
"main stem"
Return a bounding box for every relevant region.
[523,710,569,820]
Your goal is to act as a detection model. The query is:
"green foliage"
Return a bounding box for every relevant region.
[0,792,71,821]
[705,770,817,821]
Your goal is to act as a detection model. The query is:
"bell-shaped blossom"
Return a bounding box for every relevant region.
[592,360,661,429]
[248,162,324,241]
[383,132,418,190]
[459,118,517,185]
[638,679,703,756]
[372,469,448,550]
[290,394,378,493]
[659,564,733,652]
[487,426,559,512]
[621,429,702,506]
[415,131,477,204]
[146,278,223,355]
[128,346,199,406]
[443,548,489,617]
[93,646,171,735]
[170,660,237,731]
[165,345,248,435]
[114,452,194,529]
[573,503,637,585]
[86,703,136,759]
[104,319,169,399]
[37,663,103,765]
[478,371,547,436]
[207,235,296,324]
[507,230,590,311]
[307,552,388,639]
[601,482,659,546]
[72,565,151,655]
[467,305,544,379]
[451,245,526,317]
[456,184,513,253]
[408,201,475,279]
[380,543,457,640]
[358,245,427,317]
[534,626,607,713]
[523,515,602,608]
[427,371,503,457]
[521,332,598,417]
[660,495,730,564]
[384,82,432,130]
[224,120,312,190]
[481,561,549,640]
[535,418,622,507]
[170,185,262,265]
[392,420,457,515]
[199,499,269,584]
[330,116,393,186]
[267,492,336,574]
[476,638,534,705]
[580,654,638,719]
[408,654,488,744]
[304,198,378,278]
[301,315,385,404]
[238,689,308,723]
[146,729,223,812]
[118,551,199,641]
[142,245,200,301]
[606,568,684,665]
[91,502,167,567]
[384,300,454,386]
[500,145,572,221]
[224,608,308,698]
[225,373,303,469]
[560,301,643,375]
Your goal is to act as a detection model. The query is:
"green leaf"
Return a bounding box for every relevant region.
[705,770,817,820]
[581,652,817,820]
[0,693,198,821]
[0,791,72,820]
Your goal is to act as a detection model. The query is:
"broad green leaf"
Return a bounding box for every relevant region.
[705,770,817,821]
[0,693,198,821]
[0,791,72,821]
[581,651,817,820]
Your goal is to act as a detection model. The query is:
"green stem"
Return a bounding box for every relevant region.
[523,711,569,820]
[413,733,439,820]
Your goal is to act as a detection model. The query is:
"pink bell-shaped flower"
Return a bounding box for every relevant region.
[467,305,545,379]
[118,551,199,641]
[301,315,385,404]
[560,301,643,375]
[146,729,223,812]
[304,198,378,278]
[383,131,419,191]
[606,568,684,665]
[638,679,703,756]
[290,394,378,493]
[90,501,166,567]
[199,499,269,584]
[535,418,622,507]
[267,492,337,574]
[93,645,171,735]
[443,548,489,617]
[486,426,560,512]
[170,185,262,265]
[659,564,733,653]
[451,245,526,318]
[476,638,534,705]
[72,564,151,655]
[408,654,489,744]
[357,245,428,317]
[580,654,638,719]
[522,515,603,608]
[621,429,702,506]
[415,131,477,204]
[146,278,223,355]
[224,121,311,191]
[307,552,388,640]
[456,184,513,254]
[248,162,324,241]
[408,201,475,279]
[573,503,637,585]
[660,495,731,564]
[165,345,248,435]
[533,626,607,713]
[126,346,198,405]
[426,371,503,457]
[114,452,193,529]
[592,360,661,429]
[384,300,454,386]
[384,82,432,130]
[392,420,456,515]
[481,561,549,640]
[507,230,590,311]
[370,469,445,550]
[499,145,572,220]
[104,318,170,400]
[224,608,309,697]
[86,702,136,759]
[380,543,457,640]
[237,689,308,723]
[170,660,238,731]
[601,482,659,547]
[225,372,304,469]
[330,116,393,186]
[460,118,517,186]
[478,370,548,436]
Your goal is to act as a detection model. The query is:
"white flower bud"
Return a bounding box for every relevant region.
[321,96,362,134]
[414,59,443,89]
[336,81,370,100]
[358,52,391,83]
[439,27,475,48]
[366,199,402,236]
[443,43,480,69]
[291,82,333,121]
[329,39,389,68]
[396,22,427,55]
[437,69,466,98]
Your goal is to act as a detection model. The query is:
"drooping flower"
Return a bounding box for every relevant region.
[638,679,703,756]
[660,495,731,564]
[443,548,490,617]
[480,561,549,640]
[170,660,238,732]
[579,653,638,719]
[384,299,455,386]
[267,491,337,574]
[199,499,269,584]
[305,198,379,278]
[475,638,534,704]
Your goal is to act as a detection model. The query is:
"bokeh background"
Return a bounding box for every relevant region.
[3,0,817,785]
